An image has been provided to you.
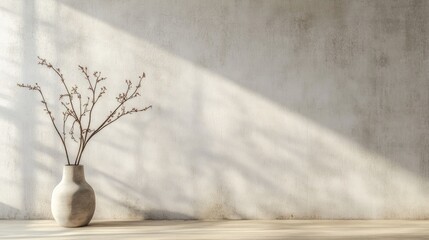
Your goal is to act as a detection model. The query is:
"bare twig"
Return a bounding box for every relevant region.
[77,74,148,165]
[17,83,71,165]
[18,57,151,166]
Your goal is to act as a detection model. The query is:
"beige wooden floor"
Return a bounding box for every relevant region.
[1,220,429,239]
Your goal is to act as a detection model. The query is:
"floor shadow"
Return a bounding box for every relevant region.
[140,209,196,220]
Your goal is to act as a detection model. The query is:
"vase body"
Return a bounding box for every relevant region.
[51,165,96,227]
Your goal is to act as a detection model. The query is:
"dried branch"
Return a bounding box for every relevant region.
[17,83,71,165]
[77,73,149,165]
[18,57,152,166]
[38,57,88,165]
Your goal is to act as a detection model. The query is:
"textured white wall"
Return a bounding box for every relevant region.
[1,0,429,219]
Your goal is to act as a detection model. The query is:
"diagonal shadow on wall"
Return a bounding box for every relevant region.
[52,0,429,219]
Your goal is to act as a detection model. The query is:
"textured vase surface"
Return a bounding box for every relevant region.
[51,165,96,227]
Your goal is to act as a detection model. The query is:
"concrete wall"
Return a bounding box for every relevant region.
[1,0,429,219]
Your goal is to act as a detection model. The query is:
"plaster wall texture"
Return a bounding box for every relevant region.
[0,0,429,219]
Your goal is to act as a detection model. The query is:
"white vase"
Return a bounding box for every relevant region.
[51,165,96,227]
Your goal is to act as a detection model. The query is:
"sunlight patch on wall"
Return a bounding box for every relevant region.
[47,2,429,219]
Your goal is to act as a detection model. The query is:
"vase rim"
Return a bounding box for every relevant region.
[64,164,84,167]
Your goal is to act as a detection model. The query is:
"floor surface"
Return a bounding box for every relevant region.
[1,220,429,239]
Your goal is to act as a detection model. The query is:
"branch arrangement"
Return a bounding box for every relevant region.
[18,57,152,165]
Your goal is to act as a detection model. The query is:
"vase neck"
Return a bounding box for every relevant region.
[62,165,86,183]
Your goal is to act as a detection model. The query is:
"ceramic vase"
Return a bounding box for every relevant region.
[51,165,96,227]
